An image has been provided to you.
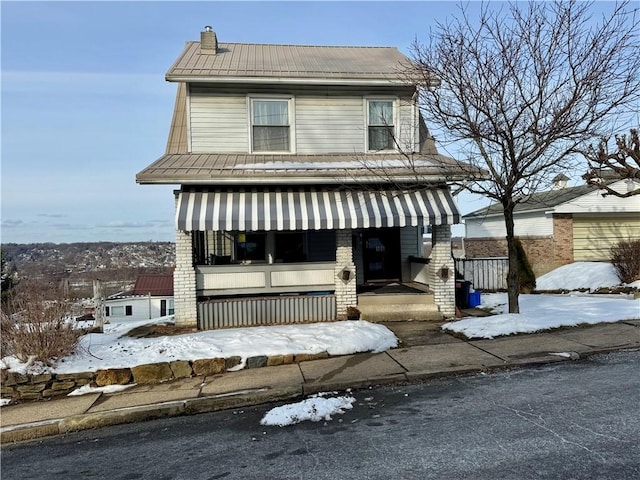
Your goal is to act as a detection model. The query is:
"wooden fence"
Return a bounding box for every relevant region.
[454,257,508,291]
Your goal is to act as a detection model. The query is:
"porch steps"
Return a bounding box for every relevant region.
[357,292,443,322]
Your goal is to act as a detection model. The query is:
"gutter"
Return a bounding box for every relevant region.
[136,175,467,186]
[165,75,411,87]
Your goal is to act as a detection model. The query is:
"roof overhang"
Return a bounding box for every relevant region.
[165,75,413,87]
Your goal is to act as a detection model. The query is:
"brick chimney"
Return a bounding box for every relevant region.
[200,26,218,54]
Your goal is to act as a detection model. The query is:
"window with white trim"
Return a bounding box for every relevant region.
[106,305,132,317]
[367,100,395,151]
[251,99,291,152]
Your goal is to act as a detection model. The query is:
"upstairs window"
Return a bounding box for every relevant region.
[252,99,291,152]
[368,100,395,151]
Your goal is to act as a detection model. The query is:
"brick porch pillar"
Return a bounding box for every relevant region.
[174,230,198,328]
[334,229,357,320]
[430,224,455,318]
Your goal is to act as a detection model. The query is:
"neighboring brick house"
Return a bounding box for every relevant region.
[463,178,640,276]
[105,274,174,322]
[136,27,477,329]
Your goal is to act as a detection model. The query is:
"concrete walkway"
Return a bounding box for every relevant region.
[2,319,639,444]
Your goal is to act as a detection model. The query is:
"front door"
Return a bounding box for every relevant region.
[362,228,401,282]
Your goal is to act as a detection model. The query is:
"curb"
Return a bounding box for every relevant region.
[1,386,302,445]
[2,345,638,445]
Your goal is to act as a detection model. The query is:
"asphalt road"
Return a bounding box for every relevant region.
[3,350,639,480]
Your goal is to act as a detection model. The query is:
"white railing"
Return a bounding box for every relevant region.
[454,257,508,291]
[196,261,336,296]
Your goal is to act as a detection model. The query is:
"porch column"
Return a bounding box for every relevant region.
[430,224,455,318]
[334,229,357,320]
[174,230,198,328]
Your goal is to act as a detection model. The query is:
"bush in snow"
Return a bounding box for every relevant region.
[610,239,640,284]
[515,237,536,293]
[0,280,84,366]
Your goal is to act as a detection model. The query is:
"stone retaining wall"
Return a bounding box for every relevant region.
[0,352,330,402]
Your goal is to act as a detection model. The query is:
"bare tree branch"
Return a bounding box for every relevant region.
[582,128,640,197]
[404,0,640,312]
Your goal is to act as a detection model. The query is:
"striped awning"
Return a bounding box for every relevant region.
[176,187,460,231]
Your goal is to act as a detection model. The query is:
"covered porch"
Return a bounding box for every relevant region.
[173,186,459,329]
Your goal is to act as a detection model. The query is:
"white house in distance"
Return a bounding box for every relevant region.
[463,177,640,276]
[136,27,478,329]
[105,274,174,322]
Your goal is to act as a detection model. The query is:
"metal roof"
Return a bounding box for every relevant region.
[136,152,478,185]
[166,41,412,83]
[130,274,174,297]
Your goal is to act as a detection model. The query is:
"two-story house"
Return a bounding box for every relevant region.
[136,27,474,329]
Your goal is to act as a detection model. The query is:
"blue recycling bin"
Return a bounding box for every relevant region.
[468,290,482,308]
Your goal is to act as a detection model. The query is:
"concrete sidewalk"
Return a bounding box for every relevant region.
[2,319,639,444]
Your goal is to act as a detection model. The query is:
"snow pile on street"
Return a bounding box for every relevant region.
[1,320,397,374]
[260,394,356,427]
[443,293,640,339]
[536,262,626,291]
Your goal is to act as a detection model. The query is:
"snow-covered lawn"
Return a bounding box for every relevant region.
[535,261,635,291]
[443,292,639,339]
[443,262,640,339]
[0,319,398,375]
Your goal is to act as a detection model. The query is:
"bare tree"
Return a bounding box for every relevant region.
[407,0,640,312]
[582,128,640,197]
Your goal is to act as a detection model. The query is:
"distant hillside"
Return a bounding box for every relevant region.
[1,241,175,297]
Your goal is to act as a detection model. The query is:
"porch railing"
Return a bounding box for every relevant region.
[454,257,508,291]
[196,261,336,297]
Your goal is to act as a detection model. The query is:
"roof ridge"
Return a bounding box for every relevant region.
[186,40,398,50]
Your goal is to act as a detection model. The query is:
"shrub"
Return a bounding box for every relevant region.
[0,281,84,366]
[515,238,536,293]
[610,239,640,284]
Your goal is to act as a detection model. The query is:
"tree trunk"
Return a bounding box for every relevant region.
[93,279,104,333]
[503,201,520,313]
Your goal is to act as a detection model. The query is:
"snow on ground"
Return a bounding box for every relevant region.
[536,261,627,291]
[67,384,136,396]
[443,292,640,339]
[0,319,398,375]
[260,393,356,427]
[444,262,640,339]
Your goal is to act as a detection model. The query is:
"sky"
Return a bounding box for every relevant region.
[0,0,618,244]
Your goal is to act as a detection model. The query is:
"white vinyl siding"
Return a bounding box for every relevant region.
[555,180,640,214]
[397,97,418,152]
[188,90,421,155]
[573,215,640,261]
[190,89,247,153]
[465,211,554,238]
[295,96,363,153]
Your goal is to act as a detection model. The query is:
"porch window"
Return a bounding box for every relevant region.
[275,232,306,263]
[235,233,267,262]
[192,230,336,265]
[367,100,395,151]
[252,99,291,152]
